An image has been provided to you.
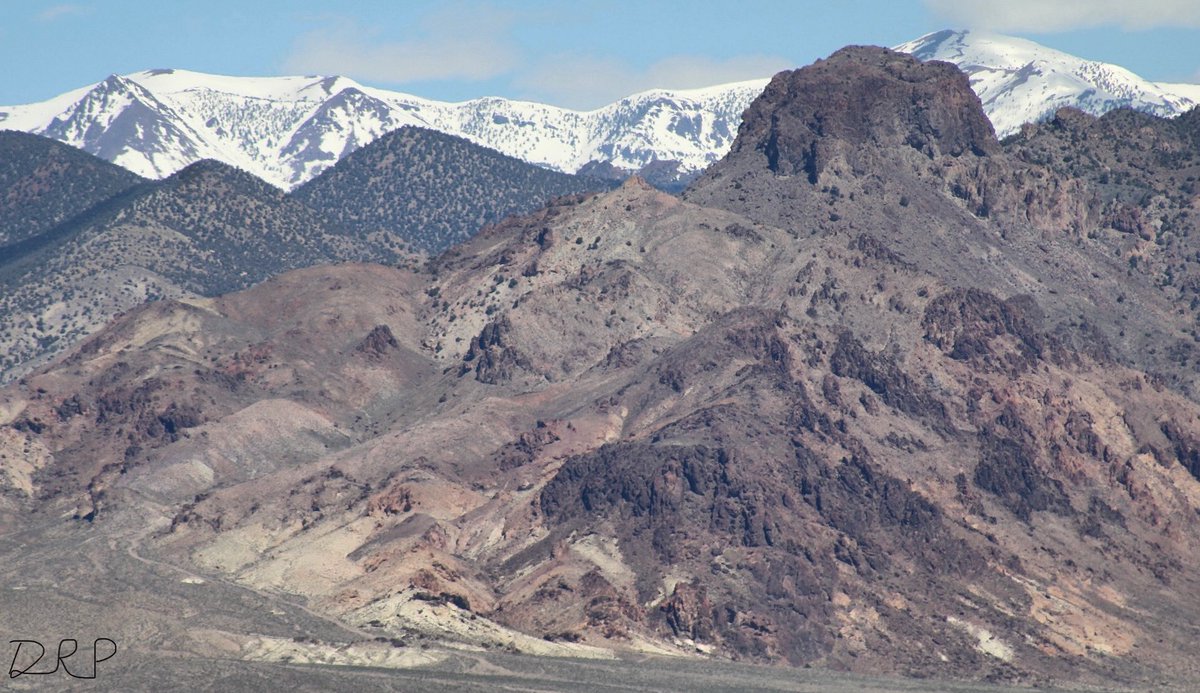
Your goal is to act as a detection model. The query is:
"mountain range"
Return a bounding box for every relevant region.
[0,68,762,190]
[1,30,1196,190]
[4,42,1200,689]
[0,127,609,382]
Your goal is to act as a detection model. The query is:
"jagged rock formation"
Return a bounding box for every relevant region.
[1005,106,1200,343]
[687,46,1196,399]
[737,45,999,180]
[686,45,1091,232]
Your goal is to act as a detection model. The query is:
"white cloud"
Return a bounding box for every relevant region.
[37,4,87,22]
[283,4,519,83]
[924,0,1200,32]
[516,54,789,110]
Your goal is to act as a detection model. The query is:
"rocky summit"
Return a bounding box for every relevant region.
[3,46,1200,691]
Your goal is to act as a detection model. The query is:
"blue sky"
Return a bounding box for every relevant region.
[1,0,1198,108]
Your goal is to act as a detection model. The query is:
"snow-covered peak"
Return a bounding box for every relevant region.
[574,78,772,115]
[896,29,1198,137]
[0,68,765,189]
[127,69,370,103]
[33,74,219,179]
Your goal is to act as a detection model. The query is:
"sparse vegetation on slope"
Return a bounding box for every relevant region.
[0,131,144,247]
[293,126,614,253]
[0,159,413,380]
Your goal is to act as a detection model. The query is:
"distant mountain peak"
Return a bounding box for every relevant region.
[293,124,612,253]
[165,157,260,186]
[895,28,1198,138]
[901,28,963,60]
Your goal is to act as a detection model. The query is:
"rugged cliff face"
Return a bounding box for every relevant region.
[1005,106,1200,333]
[4,47,1200,689]
[730,46,998,182]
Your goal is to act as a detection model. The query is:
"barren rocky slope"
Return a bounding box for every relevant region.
[3,47,1200,690]
[1004,106,1200,338]
[686,46,1200,399]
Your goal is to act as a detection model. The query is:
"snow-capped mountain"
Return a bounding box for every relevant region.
[2,30,1197,188]
[896,29,1198,138]
[0,68,765,190]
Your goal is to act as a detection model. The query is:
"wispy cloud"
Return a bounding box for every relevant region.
[925,0,1200,32]
[283,4,519,83]
[282,2,788,108]
[516,54,789,110]
[37,3,88,22]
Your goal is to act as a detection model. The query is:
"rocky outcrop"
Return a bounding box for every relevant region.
[729,46,997,185]
[461,316,532,383]
[830,332,951,432]
[921,288,1044,374]
[355,324,400,358]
